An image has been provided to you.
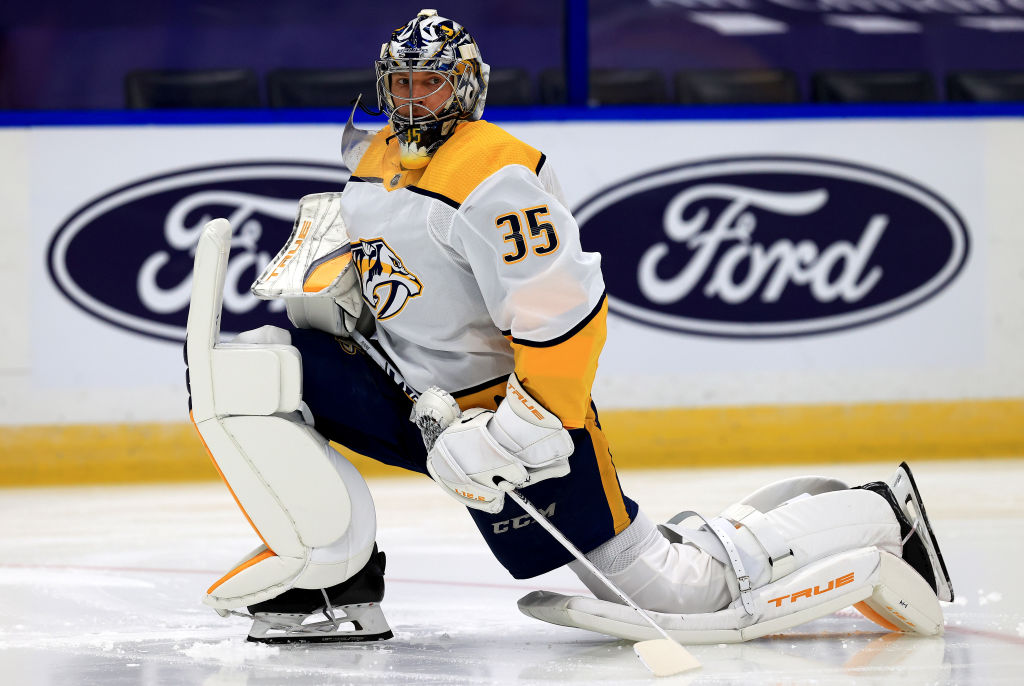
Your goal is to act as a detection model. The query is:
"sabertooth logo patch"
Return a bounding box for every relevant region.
[354,238,423,320]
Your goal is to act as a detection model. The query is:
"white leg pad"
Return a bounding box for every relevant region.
[737,474,850,512]
[520,548,943,644]
[187,218,377,611]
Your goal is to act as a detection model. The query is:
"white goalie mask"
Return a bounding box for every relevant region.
[375,9,490,169]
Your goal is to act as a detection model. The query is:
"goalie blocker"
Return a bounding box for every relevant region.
[186,218,391,643]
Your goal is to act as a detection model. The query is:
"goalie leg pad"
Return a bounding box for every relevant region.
[653,489,901,614]
[736,474,850,512]
[188,219,378,611]
[520,547,943,644]
[195,394,378,609]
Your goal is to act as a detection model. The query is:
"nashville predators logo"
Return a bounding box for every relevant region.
[353,238,423,320]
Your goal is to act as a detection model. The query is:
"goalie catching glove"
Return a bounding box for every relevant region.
[419,375,574,514]
[251,192,371,338]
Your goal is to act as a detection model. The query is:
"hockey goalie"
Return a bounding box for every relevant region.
[184,8,954,648]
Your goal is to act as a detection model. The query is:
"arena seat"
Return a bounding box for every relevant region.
[485,68,533,106]
[674,70,800,105]
[812,71,936,103]
[267,69,377,108]
[124,69,261,109]
[946,71,1024,103]
[539,68,668,105]
[539,67,567,105]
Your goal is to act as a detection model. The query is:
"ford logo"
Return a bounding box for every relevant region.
[47,161,348,342]
[577,156,969,338]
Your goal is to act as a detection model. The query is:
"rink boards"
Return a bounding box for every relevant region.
[1,108,1022,483]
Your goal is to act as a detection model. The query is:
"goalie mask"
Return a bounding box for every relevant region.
[376,9,489,169]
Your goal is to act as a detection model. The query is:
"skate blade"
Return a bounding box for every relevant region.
[634,638,701,677]
[248,629,393,644]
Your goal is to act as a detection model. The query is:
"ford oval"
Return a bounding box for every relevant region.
[47,161,349,342]
[576,156,969,338]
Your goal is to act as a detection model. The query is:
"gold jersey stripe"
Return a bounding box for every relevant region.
[585,406,633,536]
[512,299,609,429]
[417,121,543,205]
[352,121,543,204]
[453,379,506,412]
[352,128,426,191]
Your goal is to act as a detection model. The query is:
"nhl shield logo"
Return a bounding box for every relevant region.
[354,238,423,320]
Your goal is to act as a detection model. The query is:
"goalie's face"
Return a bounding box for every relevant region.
[388,70,455,122]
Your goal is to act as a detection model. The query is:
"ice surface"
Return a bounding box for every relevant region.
[1,459,1022,685]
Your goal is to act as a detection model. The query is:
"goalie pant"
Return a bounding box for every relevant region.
[290,326,640,580]
[291,327,905,614]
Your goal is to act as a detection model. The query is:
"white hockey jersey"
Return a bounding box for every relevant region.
[342,120,607,428]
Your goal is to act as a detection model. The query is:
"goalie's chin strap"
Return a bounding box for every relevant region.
[665,506,798,617]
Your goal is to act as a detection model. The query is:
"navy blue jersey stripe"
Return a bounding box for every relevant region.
[508,292,606,348]
[452,374,508,398]
[407,185,461,210]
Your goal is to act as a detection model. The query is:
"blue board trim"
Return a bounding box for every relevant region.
[565,0,589,108]
[1,103,1023,128]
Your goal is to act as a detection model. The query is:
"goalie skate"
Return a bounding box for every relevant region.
[886,461,954,602]
[245,546,393,644]
[248,601,392,644]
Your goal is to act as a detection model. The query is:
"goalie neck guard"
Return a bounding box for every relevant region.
[375,8,489,169]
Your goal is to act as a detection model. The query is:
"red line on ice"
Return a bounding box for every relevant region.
[0,561,587,594]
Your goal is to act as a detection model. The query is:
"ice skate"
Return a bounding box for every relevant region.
[245,546,393,644]
[858,462,954,602]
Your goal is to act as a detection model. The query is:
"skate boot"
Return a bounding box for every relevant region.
[246,545,393,643]
[856,462,954,602]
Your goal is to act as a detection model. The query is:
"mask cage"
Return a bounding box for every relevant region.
[375,57,479,130]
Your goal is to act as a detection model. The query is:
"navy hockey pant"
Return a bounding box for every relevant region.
[290,328,639,579]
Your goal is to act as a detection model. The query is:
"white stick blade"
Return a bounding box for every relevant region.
[634,638,701,677]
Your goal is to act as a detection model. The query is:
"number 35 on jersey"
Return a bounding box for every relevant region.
[496,205,560,264]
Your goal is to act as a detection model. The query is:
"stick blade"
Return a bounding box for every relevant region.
[634,638,701,677]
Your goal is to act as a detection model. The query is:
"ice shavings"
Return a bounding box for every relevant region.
[182,640,280,665]
[977,590,1003,606]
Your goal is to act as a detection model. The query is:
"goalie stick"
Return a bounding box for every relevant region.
[345,332,700,677]
[500,483,700,677]
[349,329,421,401]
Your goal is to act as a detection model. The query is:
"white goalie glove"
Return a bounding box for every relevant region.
[251,192,370,338]
[417,375,574,514]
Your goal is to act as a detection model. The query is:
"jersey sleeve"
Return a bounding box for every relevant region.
[448,163,606,428]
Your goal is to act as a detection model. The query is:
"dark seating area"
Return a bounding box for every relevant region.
[675,70,799,105]
[812,71,937,104]
[486,68,534,106]
[267,69,377,108]
[123,68,1024,109]
[946,71,1024,103]
[125,69,261,109]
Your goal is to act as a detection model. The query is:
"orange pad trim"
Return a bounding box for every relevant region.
[189,411,274,553]
[853,600,902,632]
[207,548,277,594]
